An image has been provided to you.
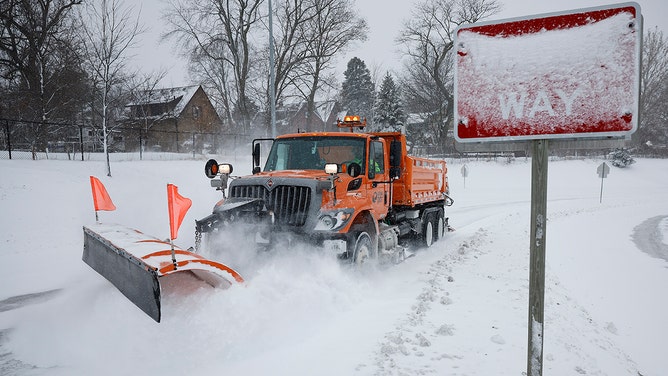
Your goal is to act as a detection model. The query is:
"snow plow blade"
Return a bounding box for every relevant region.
[82,224,243,322]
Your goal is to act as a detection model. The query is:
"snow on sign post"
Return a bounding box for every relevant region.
[453,3,641,376]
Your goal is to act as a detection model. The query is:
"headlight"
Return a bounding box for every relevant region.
[320,215,335,228]
[324,163,338,174]
[219,163,233,174]
[314,209,354,231]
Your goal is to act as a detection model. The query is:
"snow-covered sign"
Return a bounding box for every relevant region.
[597,162,611,178]
[454,2,642,143]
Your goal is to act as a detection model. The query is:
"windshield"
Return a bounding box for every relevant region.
[264,136,366,172]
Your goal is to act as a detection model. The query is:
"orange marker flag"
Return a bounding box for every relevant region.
[90,176,116,212]
[167,184,192,240]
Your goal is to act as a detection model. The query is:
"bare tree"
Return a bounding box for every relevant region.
[186,44,236,131]
[297,0,367,131]
[253,0,367,133]
[165,0,366,136]
[0,0,84,156]
[80,0,143,176]
[164,0,263,136]
[397,0,501,152]
[635,27,668,153]
[270,0,319,108]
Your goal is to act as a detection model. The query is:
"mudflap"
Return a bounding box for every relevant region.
[82,224,244,323]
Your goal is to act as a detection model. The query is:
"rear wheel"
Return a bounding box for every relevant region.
[422,214,434,248]
[435,208,445,242]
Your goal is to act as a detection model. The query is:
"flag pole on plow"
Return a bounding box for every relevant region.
[167,184,192,269]
[89,176,116,222]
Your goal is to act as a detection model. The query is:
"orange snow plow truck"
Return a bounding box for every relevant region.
[82,116,453,322]
[196,116,454,264]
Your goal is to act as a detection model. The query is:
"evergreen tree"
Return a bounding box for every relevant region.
[373,72,406,132]
[340,57,375,122]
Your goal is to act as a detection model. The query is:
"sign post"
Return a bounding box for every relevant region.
[461,164,469,188]
[454,3,641,375]
[527,139,548,373]
[597,162,610,203]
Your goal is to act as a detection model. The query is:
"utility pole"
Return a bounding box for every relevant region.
[268,0,277,138]
[5,119,12,160]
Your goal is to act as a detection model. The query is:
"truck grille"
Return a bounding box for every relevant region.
[230,185,311,226]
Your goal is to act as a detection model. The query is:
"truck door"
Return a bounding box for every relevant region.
[368,140,389,219]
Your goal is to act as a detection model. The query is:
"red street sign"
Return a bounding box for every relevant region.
[454,3,642,143]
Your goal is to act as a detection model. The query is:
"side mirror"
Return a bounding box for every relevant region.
[253,143,261,168]
[390,140,402,168]
[347,162,361,178]
[390,166,401,180]
[390,140,402,179]
[252,137,275,174]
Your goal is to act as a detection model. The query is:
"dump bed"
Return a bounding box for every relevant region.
[372,132,449,208]
[392,154,448,207]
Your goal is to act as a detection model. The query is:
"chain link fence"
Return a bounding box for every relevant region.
[0,118,252,161]
[3,117,664,162]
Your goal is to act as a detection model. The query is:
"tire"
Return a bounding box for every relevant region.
[435,208,445,242]
[353,232,373,265]
[422,214,434,248]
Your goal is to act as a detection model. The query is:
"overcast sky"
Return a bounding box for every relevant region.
[132,0,667,88]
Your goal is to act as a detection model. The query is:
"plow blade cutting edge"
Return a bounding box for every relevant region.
[82,224,244,322]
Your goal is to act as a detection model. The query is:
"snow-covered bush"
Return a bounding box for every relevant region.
[609,148,636,168]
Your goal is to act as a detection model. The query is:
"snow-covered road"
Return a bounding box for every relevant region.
[1,156,667,375]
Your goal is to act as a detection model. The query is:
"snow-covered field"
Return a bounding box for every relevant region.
[1,155,667,375]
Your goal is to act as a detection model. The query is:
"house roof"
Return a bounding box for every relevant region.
[314,101,337,123]
[126,85,201,117]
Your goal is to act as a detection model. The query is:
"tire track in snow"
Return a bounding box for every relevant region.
[368,204,643,375]
[371,228,489,375]
[0,329,42,376]
[0,290,62,375]
[0,289,61,313]
[632,215,668,263]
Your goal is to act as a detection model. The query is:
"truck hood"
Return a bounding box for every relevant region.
[248,170,359,194]
[252,169,331,179]
[228,169,361,213]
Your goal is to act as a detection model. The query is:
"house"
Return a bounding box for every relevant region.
[122,85,222,153]
[289,100,343,133]
[251,100,344,136]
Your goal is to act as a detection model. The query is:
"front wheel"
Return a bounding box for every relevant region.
[353,232,373,264]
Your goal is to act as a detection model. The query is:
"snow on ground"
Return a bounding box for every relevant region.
[1,155,667,375]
